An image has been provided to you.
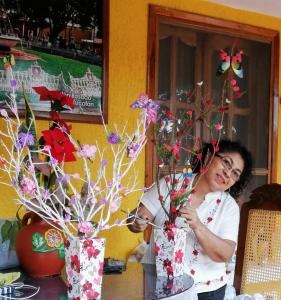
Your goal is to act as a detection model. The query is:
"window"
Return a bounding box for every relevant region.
[146,5,279,198]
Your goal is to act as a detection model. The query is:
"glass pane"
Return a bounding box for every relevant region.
[176,108,195,166]
[176,39,195,103]
[158,37,171,101]
[233,115,268,169]
[238,175,268,205]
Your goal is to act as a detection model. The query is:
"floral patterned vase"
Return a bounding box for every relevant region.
[154,227,186,277]
[65,237,105,300]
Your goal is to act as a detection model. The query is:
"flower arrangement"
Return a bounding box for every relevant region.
[0,56,159,240]
[155,44,244,226]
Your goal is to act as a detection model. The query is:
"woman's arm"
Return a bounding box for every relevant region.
[179,206,236,262]
[127,203,155,233]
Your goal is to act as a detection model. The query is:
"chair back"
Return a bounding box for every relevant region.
[234,183,281,299]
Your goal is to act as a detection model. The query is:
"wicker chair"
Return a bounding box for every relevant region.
[234,183,281,299]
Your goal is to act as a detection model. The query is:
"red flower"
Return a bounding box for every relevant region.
[175,249,184,263]
[156,159,164,165]
[64,239,70,249]
[50,111,72,133]
[159,195,164,202]
[166,111,173,119]
[83,239,94,249]
[70,255,80,273]
[196,153,202,159]
[200,167,206,174]
[192,249,199,256]
[166,229,174,241]
[165,176,170,183]
[166,265,173,276]
[82,281,92,292]
[87,247,100,260]
[211,139,217,146]
[216,198,221,204]
[219,106,228,112]
[164,259,172,267]
[206,280,211,285]
[42,127,76,163]
[155,244,160,256]
[33,86,74,109]
[190,269,195,275]
[207,217,213,223]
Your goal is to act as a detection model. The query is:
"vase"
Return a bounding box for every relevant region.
[65,237,105,300]
[15,211,65,277]
[154,227,186,277]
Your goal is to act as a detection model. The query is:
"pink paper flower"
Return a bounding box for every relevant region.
[78,144,97,160]
[20,177,36,196]
[78,221,93,236]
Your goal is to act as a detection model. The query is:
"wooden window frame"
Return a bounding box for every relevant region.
[146,4,279,187]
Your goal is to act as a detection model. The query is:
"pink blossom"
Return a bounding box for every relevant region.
[78,221,93,236]
[20,177,36,196]
[78,144,97,160]
[0,109,8,117]
[109,201,119,212]
[215,123,223,132]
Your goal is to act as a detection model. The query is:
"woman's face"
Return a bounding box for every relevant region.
[204,151,244,192]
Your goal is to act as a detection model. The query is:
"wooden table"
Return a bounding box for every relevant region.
[16,263,196,299]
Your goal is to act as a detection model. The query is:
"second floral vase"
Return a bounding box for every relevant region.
[154,227,186,277]
[65,237,105,300]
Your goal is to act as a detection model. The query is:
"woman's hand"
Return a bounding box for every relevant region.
[127,204,154,233]
[179,205,203,231]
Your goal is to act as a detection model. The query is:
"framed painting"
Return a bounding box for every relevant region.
[0,0,109,123]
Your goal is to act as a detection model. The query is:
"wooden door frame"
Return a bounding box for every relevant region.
[146,4,279,187]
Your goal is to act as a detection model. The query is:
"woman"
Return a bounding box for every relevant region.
[128,140,253,300]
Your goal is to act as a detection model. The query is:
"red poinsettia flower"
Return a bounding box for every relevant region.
[50,111,72,133]
[33,86,74,109]
[42,128,76,163]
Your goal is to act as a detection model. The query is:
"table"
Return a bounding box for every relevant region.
[9,263,197,299]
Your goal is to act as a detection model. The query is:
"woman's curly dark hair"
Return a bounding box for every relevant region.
[193,139,253,199]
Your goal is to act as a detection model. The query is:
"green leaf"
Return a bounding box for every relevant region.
[48,172,57,189]
[1,220,12,243]
[32,232,46,249]
[9,221,21,247]
[22,88,39,156]
[58,247,65,260]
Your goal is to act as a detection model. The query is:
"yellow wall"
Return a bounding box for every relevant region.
[1,0,281,259]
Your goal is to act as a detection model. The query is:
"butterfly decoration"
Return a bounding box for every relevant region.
[130,93,159,126]
[3,54,15,70]
[216,49,243,78]
[159,118,174,133]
